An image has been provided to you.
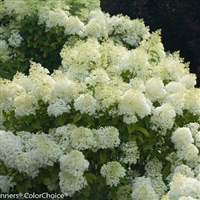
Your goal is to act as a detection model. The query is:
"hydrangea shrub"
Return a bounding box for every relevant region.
[1,0,200,199]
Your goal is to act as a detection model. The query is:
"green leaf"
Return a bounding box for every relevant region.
[100,150,107,164]
[13,175,24,182]
[73,113,81,123]
[16,184,28,193]
[112,117,118,125]
[144,117,150,128]
[128,134,136,142]
[99,116,107,126]
[57,37,62,43]
[120,178,127,184]
[84,115,95,126]
[137,127,149,137]
[137,134,144,143]
[47,166,54,172]
[150,50,159,57]
[163,163,171,179]
[39,169,50,185]
[101,54,106,59]
[85,173,96,183]
[59,115,66,126]
[33,42,37,48]
[118,122,126,132]
[81,186,90,197]
[31,120,40,129]
[111,186,118,199]
[105,120,113,126]
[127,123,137,133]
[25,179,32,189]
[79,195,88,200]
[28,28,33,34]
[50,42,57,48]
[27,42,32,47]
[34,35,39,41]
[50,166,60,182]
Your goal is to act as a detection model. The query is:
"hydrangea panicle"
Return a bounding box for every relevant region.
[100,161,126,187]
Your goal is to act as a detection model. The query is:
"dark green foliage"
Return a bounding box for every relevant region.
[0,14,68,79]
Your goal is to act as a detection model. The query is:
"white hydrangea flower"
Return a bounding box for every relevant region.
[59,150,89,196]
[118,48,151,79]
[173,165,194,178]
[177,144,199,162]
[8,31,23,48]
[158,52,190,82]
[180,74,197,88]
[38,6,69,30]
[168,173,200,199]
[107,16,149,47]
[74,94,97,115]
[83,10,108,38]
[144,159,167,197]
[118,89,151,124]
[184,89,200,115]
[14,92,39,117]
[185,122,200,135]
[101,40,127,68]
[61,38,101,81]
[51,72,80,103]
[145,77,166,102]
[59,150,89,177]
[59,171,87,197]
[0,175,16,193]
[116,185,132,200]
[150,103,176,133]
[131,177,159,200]
[64,16,84,36]
[94,81,122,113]
[0,80,25,112]
[27,133,63,167]
[0,130,23,169]
[165,82,186,94]
[100,161,126,187]
[130,78,145,92]
[94,126,120,149]
[161,194,169,200]
[120,141,139,165]
[15,151,41,178]
[12,72,33,93]
[194,132,200,148]
[171,128,194,149]
[3,0,39,21]
[49,125,72,153]
[151,177,168,198]
[13,133,62,178]
[47,99,71,117]
[0,39,9,61]
[0,39,8,50]
[145,159,163,179]
[70,126,96,150]
[28,62,55,102]
[85,68,110,85]
[171,127,199,162]
[163,92,185,115]
[179,197,197,200]
[1,130,62,178]
[140,30,166,61]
